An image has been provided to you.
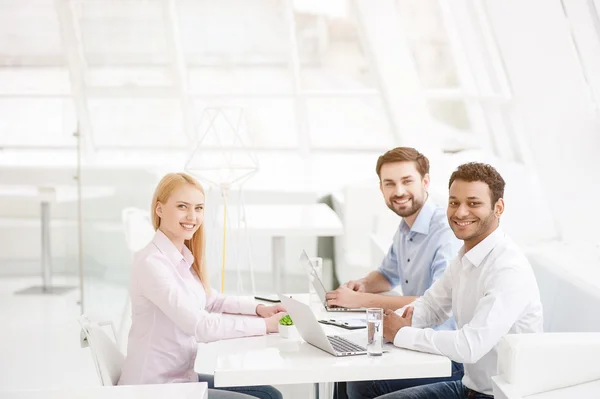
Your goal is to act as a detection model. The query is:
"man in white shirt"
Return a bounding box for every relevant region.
[380,162,543,399]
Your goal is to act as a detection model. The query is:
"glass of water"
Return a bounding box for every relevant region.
[366,308,383,356]
[307,257,323,303]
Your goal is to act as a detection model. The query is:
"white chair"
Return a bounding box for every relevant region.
[331,183,399,285]
[492,333,600,398]
[79,314,125,386]
[121,207,155,253]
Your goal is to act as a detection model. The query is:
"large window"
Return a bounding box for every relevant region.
[0,0,518,158]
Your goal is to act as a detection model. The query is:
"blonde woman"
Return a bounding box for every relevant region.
[119,173,285,399]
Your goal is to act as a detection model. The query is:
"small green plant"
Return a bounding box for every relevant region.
[279,315,293,326]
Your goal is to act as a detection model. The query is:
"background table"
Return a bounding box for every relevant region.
[0,185,114,295]
[218,204,344,292]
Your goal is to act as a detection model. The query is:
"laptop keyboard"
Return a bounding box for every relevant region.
[327,335,366,353]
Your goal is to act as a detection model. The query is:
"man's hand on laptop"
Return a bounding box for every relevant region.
[326,286,365,308]
[383,307,413,343]
[343,279,367,292]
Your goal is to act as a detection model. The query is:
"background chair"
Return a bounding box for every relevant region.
[121,207,155,254]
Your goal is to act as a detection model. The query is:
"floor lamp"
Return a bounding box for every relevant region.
[184,107,259,294]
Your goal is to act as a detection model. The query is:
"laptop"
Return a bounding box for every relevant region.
[300,250,368,312]
[278,294,367,357]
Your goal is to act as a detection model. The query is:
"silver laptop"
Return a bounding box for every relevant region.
[278,294,367,357]
[300,250,367,312]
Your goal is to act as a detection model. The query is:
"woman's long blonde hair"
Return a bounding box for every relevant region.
[151,172,210,293]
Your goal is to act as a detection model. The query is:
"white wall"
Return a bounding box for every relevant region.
[486,0,600,245]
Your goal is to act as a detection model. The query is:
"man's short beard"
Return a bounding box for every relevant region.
[388,201,420,218]
[457,210,496,242]
[387,192,426,218]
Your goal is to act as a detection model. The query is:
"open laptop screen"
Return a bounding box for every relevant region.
[300,250,328,305]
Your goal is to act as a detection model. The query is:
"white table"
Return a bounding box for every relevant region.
[218,204,344,292]
[200,296,451,399]
[0,383,208,399]
[0,185,114,295]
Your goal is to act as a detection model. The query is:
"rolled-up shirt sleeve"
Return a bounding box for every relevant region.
[430,231,460,283]
[140,255,266,343]
[377,230,401,287]
[394,265,533,364]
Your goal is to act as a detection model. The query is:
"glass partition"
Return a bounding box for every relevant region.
[0,0,515,343]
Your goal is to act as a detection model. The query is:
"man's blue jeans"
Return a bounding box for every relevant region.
[346,362,464,399]
[374,380,493,399]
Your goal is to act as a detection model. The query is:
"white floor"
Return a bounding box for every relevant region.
[0,276,317,398]
[0,277,98,391]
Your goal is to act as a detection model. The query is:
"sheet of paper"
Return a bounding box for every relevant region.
[325,317,367,327]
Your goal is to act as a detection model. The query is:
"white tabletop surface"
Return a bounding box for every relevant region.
[206,295,451,388]
[217,203,344,237]
[0,383,208,399]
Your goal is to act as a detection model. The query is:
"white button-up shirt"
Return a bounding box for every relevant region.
[119,230,266,385]
[393,228,543,395]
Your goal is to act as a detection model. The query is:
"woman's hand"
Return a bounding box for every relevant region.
[264,312,287,333]
[256,304,286,318]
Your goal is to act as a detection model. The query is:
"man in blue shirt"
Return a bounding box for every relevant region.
[327,147,463,399]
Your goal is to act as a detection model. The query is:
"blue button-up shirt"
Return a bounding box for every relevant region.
[378,198,460,330]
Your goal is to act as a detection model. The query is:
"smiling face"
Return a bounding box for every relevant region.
[155,183,205,249]
[447,179,504,251]
[380,161,430,225]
